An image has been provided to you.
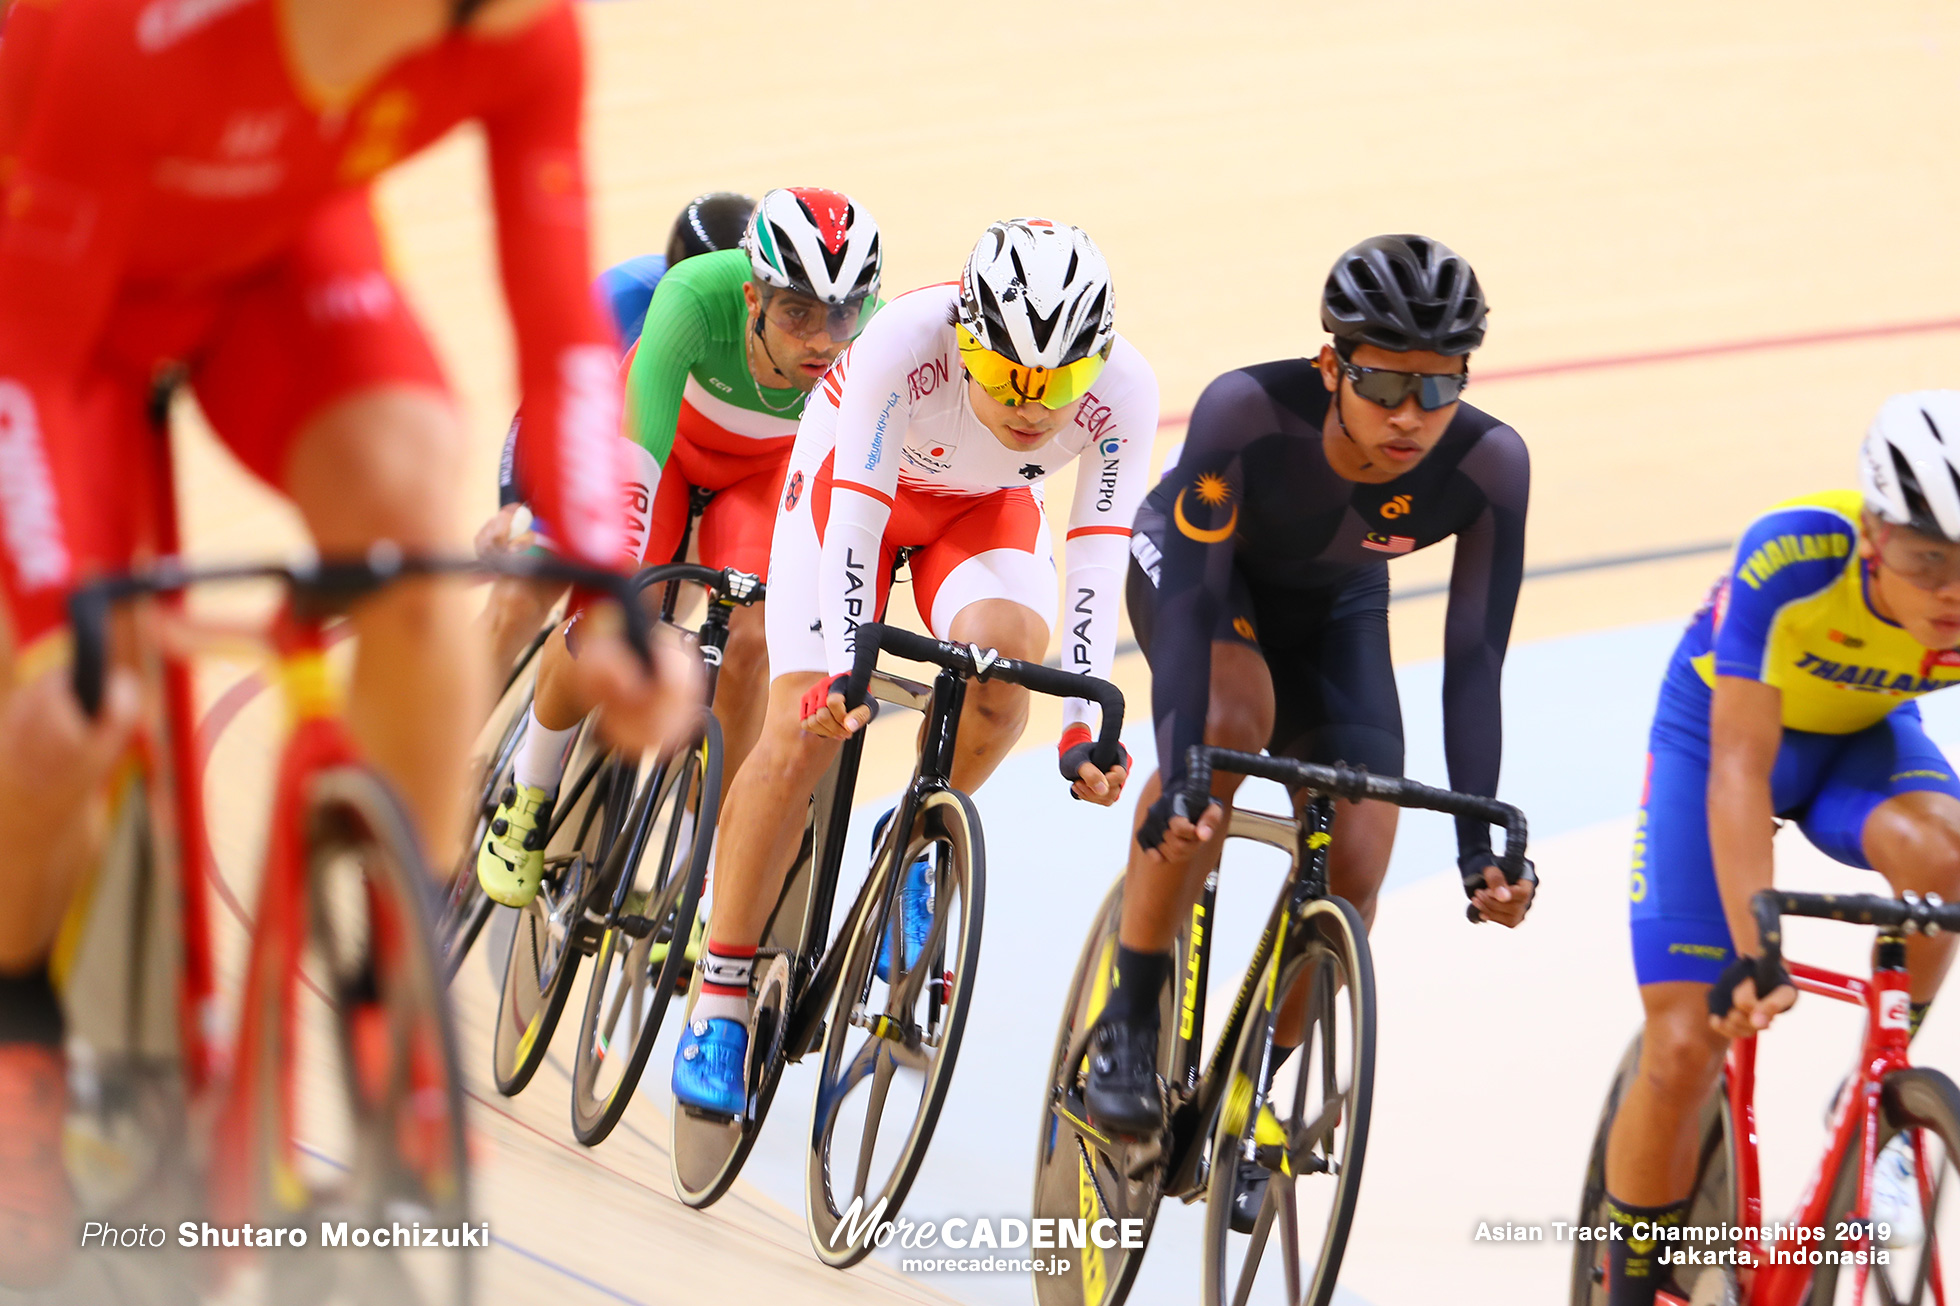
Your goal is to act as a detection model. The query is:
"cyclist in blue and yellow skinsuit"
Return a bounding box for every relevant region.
[1603,391,1960,1306]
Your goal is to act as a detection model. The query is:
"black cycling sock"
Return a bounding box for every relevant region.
[0,970,64,1048]
[1103,945,1170,1027]
[1604,1193,1689,1306]
[1911,1000,1932,1039]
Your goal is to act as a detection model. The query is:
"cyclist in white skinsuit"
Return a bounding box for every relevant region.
[673,219,1158,1115]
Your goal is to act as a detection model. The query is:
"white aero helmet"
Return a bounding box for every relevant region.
[958,219,1115,369]
[742,186,881,306]
[1861,390,1960,540]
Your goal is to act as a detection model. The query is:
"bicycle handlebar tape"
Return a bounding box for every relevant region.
[68,588,110,718]
[845,622,1127,770]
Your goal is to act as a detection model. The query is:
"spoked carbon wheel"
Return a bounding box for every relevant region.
[806,789,985,1267]
[1203,897,1374,1306]
[438,643,540,984]
[1032,879,1188,1306]
[569,714,721,1145]
[1813,1066,1960,1304]
[490,725,631,1097]
[242,767,471,1306]
[1569,1033,1736,1306]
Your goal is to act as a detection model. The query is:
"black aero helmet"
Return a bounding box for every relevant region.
[1320,234,1488,356]
[667,192,757,267]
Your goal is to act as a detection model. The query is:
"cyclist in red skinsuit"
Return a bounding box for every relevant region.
[0,0,689,1283]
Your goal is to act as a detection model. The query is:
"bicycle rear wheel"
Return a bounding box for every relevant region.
[569,714,720,1145]
[234,766,471,1306]
[1203,896,1373,1306]
[1813,1065,1960,1304]
[1568,1033,1737,1306]
[1031,877,1190,1306]
[490,724,628,1097]
[805,788,984,1267]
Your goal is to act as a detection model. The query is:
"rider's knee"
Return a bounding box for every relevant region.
[1869,794,1960,895]
[964,676,1028,730]
[721,609,768,677]
[1204,693,1271,756]
[1636,1012,1725,1103]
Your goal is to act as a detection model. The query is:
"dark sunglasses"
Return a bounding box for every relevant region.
[1340,360,1469,411]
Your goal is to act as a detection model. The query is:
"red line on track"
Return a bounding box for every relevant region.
[1149,313,1960,431]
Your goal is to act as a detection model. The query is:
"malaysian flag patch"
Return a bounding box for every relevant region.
[1361,533,1415,554]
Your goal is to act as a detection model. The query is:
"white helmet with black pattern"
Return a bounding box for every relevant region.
[1862,390,1960,541]
[742,186,881,305]
[957,219,1115,368]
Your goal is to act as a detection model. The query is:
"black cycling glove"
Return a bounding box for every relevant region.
[1706,954,1793,1020]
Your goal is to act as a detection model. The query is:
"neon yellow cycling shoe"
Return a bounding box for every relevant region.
[476,782,553,907]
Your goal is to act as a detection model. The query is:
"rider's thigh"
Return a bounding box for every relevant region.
[1634,981,1728,1100]
[1205,640,1276,763]
[191,188,461,542]
[282,387,466,550]
[1866,790,1960,896]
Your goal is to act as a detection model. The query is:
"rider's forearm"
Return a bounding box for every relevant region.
[1707,676,1784,959]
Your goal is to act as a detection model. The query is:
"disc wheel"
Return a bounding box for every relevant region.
[806,789,985,1267]
[245,767,471,1306]
[1813,1066,1960,1304]
[490,725,631,1098]
[1031,878,1189,1306]
[1202,897,1374,1306]
[569,714,721,1145]
[1568,1033,1737,1305]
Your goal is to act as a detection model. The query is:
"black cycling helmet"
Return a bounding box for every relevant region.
[1320,234,1487,356]
[667,192,757,267]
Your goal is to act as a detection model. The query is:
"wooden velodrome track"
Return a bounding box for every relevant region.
[91,1,1960,1303]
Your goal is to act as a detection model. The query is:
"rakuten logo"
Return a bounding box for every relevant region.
[557,346,623,561]
[0,382,72,589]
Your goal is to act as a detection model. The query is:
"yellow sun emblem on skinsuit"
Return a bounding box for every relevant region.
[1174,472,1239,543]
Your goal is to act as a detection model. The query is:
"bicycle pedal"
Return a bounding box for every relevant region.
[615,913,656,939]
[793,1019,826,1059]
[680,1102,736,1125]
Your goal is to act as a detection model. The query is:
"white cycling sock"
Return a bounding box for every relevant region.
[692,943,754,1026]
[512,710,576,794]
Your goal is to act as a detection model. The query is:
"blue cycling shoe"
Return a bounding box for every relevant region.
[871,808,935,984]
[672,1017,748,1117]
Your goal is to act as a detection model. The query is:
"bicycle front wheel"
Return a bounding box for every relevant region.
[569,715,720,1145]
[438,644,539,984]
[491,725,626,1097]
[1813,1065,1960,1304]
[242,766,471,1306]
[805,788,984,1268]
[1030,878,1189,1306]
[1568,1033,1737,1306]
[1203,896,1374,1306]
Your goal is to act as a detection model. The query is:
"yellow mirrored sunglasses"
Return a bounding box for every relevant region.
[955,325,1110,409]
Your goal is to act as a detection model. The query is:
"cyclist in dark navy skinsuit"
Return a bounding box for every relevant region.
[1085,237,1538,1221]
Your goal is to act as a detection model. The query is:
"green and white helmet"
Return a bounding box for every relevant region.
[742,187,881,306]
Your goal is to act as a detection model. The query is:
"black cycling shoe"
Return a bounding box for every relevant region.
[1085,1016,1163,1137]
[1230,1156,1271,1234]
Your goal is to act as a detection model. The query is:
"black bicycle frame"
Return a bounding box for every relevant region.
[767,620,1126,1066]
[1154,745,1529,1196]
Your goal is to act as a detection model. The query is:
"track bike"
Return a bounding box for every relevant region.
[1573,888,1960,1306]
[671,621,1126,1270]
[482,564,760,1110]
[1033,744,1532,1306]
[57,551,652,1306]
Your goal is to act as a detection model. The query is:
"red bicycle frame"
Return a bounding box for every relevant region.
[1658,943,1944,1305]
